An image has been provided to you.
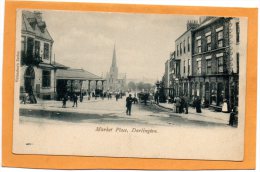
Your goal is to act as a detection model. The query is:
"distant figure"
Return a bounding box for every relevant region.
[195,96,202,113]
[80,94,83,102]
[229,106,238,127]
[72,93,78,107]
[222,99,229,113]
[126,94,133,116]
[116,93,119,101]
[154,91,159,104]
[183,95,189,114]
[175,96,181,113]
[62,94,68,108]
[21,92,28,104]
[133,95,138,104]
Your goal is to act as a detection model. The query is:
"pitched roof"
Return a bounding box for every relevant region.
[22,11,53,42]
[56,68,102,80]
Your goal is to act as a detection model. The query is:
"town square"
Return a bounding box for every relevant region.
[11,9,247,160]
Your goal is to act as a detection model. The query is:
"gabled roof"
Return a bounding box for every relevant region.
[56,68,102,80]
[22,11,53,42]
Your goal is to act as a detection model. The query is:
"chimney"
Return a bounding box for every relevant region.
[186,20,199,30]
[34,11,42,23]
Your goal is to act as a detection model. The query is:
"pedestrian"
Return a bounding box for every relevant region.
[126,94,133,116]
[21,92,28,104]
[175,96,181,113]
[222,99,229,113]
[62,94,68,108]
[154,91,159,104]
[229,106,238,127]
[80,93,83,102]
[116,93,119,101]
[183,95,189,114]
[195,96,202,113]
[180,96,185,113]
[72,93,78,107]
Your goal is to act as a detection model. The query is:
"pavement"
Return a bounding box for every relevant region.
[155,102,230,125]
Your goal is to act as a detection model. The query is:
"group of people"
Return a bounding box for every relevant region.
[174,95,202,114]
[62,93,79,108]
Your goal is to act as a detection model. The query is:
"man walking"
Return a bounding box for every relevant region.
[126,94,133,116]
[72,93,78,107]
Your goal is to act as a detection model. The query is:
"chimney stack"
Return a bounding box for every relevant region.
[186,20,199,30]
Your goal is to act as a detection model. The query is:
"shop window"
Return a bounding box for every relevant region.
[42,70,51,87]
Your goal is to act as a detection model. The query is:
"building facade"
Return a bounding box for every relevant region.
[190,17,240,110]
[105,45,127,92]
[164,17,240,111]
[173,20,199,98]
[20,11,55,100]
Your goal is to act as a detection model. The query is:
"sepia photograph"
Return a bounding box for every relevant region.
[12,9,248,161]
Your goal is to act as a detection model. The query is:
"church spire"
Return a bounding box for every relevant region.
[112,43,117,67]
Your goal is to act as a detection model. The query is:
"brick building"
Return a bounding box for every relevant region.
[163,16,240,111]
[190,17,240,110]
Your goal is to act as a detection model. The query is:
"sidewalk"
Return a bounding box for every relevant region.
[155,103,230,125]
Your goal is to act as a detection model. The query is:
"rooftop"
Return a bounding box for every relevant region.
[22,10,53,42]
[56,68,102,81]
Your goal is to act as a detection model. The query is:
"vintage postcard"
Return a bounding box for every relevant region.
[12,9,247,161]
[2,1,257,170]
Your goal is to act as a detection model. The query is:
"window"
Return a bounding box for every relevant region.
[236,22,240,43]
[180,43,182,55]
[188,37,190,52]
[21,36,26,52]
[217,56,224,73]
[188,59,191,75]
[197,58,201,74]
[44,43,49,59]
[206,35,211,51]
[183,40,186,53]
[237,53,239,73]
[21,36,26,61]
[177,45,179,56]
[183,60,186,74]
[197,39,201,53]
[206,59,212,74]
[35,40,40,57]
[42,70,51,87]
[217,30,223,48]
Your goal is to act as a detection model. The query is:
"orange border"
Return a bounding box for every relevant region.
[2,1,257,170]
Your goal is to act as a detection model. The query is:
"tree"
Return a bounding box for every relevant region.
[128,81,136,91]
[136,82,144,91]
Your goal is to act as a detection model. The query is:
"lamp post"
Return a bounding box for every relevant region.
[155,80,160,91]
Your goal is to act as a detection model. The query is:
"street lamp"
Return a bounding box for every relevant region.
[155,80,160,91]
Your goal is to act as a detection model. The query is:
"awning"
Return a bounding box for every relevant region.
[39,63,55,69]
[56,68,103,81]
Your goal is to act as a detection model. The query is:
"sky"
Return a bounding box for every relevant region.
[42,10,199,82]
